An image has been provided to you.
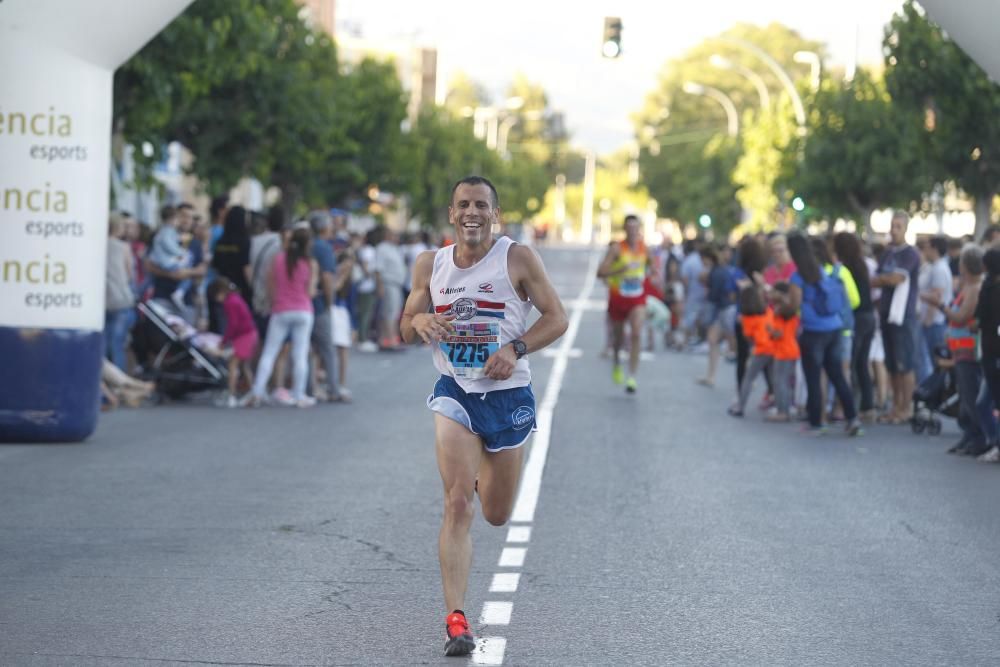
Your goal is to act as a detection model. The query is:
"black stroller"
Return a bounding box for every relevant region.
[911,346,959,435]
[134,299,228,400]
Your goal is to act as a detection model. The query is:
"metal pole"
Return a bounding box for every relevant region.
[581,151,596,244]
[718,36,806,130]
[710,54,770,108]
[683,82,738,137]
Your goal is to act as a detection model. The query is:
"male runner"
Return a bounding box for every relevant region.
[400,176,568,656]
[597,214,649,393]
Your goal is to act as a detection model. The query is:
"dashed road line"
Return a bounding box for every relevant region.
[473,249,600,665]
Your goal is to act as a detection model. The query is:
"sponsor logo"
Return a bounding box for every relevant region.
[440,286,466,295]
[478,282,494,294]
[451,297,478,320]
[512,405,535,430]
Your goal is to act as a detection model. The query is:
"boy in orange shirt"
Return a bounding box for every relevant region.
[766,281,801,422]
[730,286,777,416]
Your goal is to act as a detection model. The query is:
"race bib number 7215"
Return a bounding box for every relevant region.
[439,321,500,378]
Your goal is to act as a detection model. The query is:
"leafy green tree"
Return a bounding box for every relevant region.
[791,69,927,231]
[885,0,1000,235]
[733,97,799,230]
[634,23,821,232]
[113,0,408,213]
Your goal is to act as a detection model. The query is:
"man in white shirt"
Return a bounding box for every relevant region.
[374,227,408,350]
[918,236,953,382]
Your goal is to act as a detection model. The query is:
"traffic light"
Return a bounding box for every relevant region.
[698,214,712,228]
[602,17,622,58]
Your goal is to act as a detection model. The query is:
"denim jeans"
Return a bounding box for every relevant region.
[918,323,947,384]
[976,375,999,445]
[253,310,314,401]
[799,329,857,428]
[104,308,133,371]
[955,361,985,447]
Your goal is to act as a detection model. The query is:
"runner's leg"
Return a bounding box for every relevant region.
[477,445,525,527]
[627,306,645,377]
[435,414,483,613]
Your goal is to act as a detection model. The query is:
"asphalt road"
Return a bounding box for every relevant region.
[2,245,999,666]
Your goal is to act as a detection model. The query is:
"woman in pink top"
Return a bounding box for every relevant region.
[250,223,318,408]
[763,233,797,286]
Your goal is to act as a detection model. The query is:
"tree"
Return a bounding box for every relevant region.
[733,97,799,230]
[884,0,1000,236]
[791,69,927,232]
[634,23,822,232]
[113,0,408,213]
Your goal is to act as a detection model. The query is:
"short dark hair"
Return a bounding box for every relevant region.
[984,247,1000,276]
[623,214,640,226]
[160,204,176,223]
[928,235,948,257]
[450,176,499,208]
[177,202,195,212]
[981,224,1000,245]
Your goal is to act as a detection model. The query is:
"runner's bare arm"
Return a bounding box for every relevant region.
[596,242,621,279]
[401,250,455,345]
[483,246,569,381]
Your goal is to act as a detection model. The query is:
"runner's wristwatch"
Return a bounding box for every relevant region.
[511,339,528,359]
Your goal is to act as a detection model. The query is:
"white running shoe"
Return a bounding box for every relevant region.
[358,341,378,353]
[295,396,317,408]
[271,387,294,406]
[977,446,1000,463]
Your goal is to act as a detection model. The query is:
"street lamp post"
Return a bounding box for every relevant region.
[793,51,822,92]
[709,54,771,108]
[717,36,806,132]
[682,82,739,137]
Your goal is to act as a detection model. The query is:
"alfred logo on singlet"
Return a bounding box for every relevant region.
[512,406,535,430]
[478,282,494,294]
[440,286,465,295]
[451,297,477,320]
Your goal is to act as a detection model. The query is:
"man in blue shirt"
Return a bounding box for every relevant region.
[872,211,922,423]
[309,211,341,402]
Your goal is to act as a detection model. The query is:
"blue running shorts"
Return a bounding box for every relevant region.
[427,375,537,452]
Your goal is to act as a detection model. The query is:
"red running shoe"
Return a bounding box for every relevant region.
[444,610,475,656]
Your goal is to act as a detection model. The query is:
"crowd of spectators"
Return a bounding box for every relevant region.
[646,213,1000,461]
[102,196,439,410]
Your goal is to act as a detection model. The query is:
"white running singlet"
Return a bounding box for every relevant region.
[429,236,533,393]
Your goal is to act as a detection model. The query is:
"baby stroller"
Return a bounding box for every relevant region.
[135,299,228,400]
[911,346,959,435]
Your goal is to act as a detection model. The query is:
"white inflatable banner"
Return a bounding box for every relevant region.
[0,0,194,330]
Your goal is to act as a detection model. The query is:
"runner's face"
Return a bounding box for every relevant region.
[450,184,497,247]
[625,220,640,243]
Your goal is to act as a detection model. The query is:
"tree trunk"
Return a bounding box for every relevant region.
[845,192,874,238]
[974,190,995,241]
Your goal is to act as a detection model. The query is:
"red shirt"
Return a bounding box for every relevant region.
[221,291,256,344]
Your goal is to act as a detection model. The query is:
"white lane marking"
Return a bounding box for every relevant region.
[480,601,513,625]
[511,250,601,523]
[506,526,532,543]
[489,573,521,593]
[472,637,507,665]
[498,547,526,567]
[541,347,582,358]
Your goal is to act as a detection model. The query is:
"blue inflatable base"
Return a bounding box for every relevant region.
[0,327,103,443]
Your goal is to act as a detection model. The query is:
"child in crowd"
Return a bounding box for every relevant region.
[730,285,774,416]
[767,281,801,422]
[148,205,194,310]
[208,278,258,408]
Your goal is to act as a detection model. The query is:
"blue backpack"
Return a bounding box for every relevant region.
[813,268,848,323]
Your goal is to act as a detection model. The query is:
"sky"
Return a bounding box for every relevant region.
[336,0,905,153]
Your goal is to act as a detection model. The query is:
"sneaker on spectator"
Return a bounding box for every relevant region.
[337,387,353,403]
[295,396,317,408]
[271,387,294,406]
[976,446,1000,463]
[757,393,775,411]
[358,341,378,353]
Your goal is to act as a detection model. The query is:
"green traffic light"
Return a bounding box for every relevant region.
[698,214,712,228]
